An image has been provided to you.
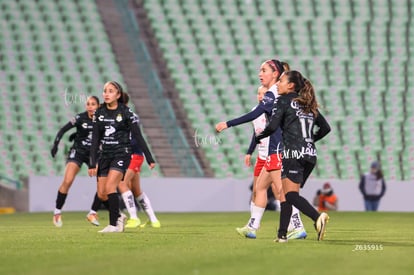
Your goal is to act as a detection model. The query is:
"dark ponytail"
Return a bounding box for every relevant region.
[283,70,319,117]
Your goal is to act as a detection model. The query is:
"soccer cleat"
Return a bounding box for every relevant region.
[287,228,307,240]
[315,212,330,241]
[98,225,122,233]
[139,220,161,228]
[53,214,62,227]
[86,213,100,226]
[117,212,127,232]
[236,226,256,239]
[273,235,288,243]
[125,218,141,229]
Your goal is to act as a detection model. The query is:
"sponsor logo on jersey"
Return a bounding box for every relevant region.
[82,122,88,128]
[131,114,139,124]
[104,125,116,136]
[116,113,122,122]
[98,115,104,121]
[117,160,124,167]
[289,170,298,174]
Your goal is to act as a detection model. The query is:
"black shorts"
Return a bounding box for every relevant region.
[66,149,89,167]
[281,158,315,188]
[97,155,131,178]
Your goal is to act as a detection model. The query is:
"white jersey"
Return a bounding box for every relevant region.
[252,111,269,160]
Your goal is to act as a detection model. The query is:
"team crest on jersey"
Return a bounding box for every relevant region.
[116,113,122,122]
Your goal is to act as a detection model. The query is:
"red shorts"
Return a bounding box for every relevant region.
[128,154,144,173]
[253,157,266,177]
[264,153,282,171]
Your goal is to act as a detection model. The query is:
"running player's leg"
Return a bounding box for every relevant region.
[99,169,124,232]
[53,161,80,227]
[86,191,101,226]
[236,167,271,238]
[282,159,329,241]
[131,174,160,228]
[119,168,141,228]
[126,155,161,228]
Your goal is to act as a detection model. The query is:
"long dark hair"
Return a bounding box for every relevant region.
[87,95,100,105]
[283,70,319,117]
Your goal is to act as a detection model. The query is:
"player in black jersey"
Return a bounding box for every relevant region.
[256,70,331,242]
[86,93,159,229]
[51,96,100,227]
[88,81,155,233]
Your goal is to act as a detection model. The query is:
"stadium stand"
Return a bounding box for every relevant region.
[141,0,413,180]
[0,0,161,183]
[1,0,412,182]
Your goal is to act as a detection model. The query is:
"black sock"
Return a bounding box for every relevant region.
[278,201,292,238]
[91,192,102,212]
[108,193,120,226]
[102,200,109,210]
[285,191,319,222]
[55,191,67,210]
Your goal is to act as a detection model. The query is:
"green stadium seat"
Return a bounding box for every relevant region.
[144,0,412,180]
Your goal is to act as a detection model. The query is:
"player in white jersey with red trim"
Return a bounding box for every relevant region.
[245,85,307,239]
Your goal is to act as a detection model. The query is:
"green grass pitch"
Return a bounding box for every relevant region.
[0,211,413,275]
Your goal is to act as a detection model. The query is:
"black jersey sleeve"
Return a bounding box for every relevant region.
[51,122,75,157]
[130,123,155,165]
[246,130,256,155]
[52,122,75,146]
[89,114,101,169]
[125,107,155,165]
[255,99,286,143]
[313,111,331,142]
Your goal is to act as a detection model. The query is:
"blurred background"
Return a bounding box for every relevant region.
[0,0,412,212]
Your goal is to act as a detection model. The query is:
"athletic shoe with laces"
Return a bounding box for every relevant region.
[98,225,122,233]
[236,226,256,239]
[86,213,100,226]
[315,212,329,241]
[53,214,62,227]
[139,220,161,228]
[287,228,307,240]
[274,235,288,243]
[125,217,141,229]
[117,212,127,232]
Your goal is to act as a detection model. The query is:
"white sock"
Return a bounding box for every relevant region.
[288,206,304,231]
[121,190,138,219]
[137,192,158,222]
[246,201,256,227]
[248,205,265,230]
[54,209,61,215]
[275,200,281,211]
[88,210,97,215]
